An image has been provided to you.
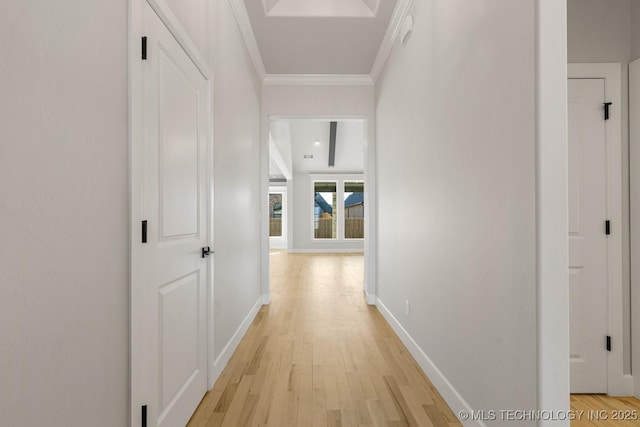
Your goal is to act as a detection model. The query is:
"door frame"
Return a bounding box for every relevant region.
[568,63,630,395]
[261,115,376,305]
[129,0,216,424]
[628,58,640,399]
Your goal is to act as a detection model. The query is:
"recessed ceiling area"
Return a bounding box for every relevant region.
[245,0,398,74]
[262,0,380,18]
[269,119,365,179]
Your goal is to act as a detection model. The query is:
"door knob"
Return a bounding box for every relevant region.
[202,247,213,258]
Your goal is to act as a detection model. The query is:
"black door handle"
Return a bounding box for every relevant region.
[202,247,213,258]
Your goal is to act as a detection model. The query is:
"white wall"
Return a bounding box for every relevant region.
[210,0,263,363]
[0,1,129,425]
[567,0,634,374]
[261,84,376,300]
[376,0,539,420]
[291,173,365,252]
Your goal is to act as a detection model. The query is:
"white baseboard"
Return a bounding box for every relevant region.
[262,293,271,305]
[364,288,376,305]
[211,297,262,385]
[375,298,484,427]
[610,374,634,396]
[288,248,365,254]
[269,241,287,250]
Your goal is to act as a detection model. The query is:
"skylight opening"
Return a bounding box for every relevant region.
[262,0,380,18]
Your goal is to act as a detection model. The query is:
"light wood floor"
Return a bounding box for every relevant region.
[571,394,640,426]
[188,252,461,427]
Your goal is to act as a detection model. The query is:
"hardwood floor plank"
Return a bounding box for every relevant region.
[188,253,461,427]
[328,409,344,427]
[571,394,640,427]
[219,375,254,427]
[423,404,450,427]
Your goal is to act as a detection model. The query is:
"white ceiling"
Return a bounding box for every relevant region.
[244,0,398,74]
[269,119,365,177]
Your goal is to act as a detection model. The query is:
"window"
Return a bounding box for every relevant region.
[344,182,364,239]
[313,181,337,239]
[269,193,282,237]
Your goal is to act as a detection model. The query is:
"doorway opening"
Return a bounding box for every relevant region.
[265,117,371,302]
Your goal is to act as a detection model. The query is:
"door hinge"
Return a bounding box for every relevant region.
[604,102,612,120]
[141,220,148,243]
[606,336,612,352]
[141,405,148,427]
[141,36,147,60]
[605,220,611,235]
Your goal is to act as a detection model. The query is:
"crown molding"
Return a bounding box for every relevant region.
[370,0,414,82]
[228,0,267,80]
[263,74,374,86]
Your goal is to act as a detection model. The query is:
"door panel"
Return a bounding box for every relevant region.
[159,273,200,410]
[568,78,608,393]
[141,3,210,426]
[158,49,201,238]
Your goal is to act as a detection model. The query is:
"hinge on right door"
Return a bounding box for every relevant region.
[141,36,147,60]
[606,336,612,352]
[142,405,147,427]
[142,220,148,243]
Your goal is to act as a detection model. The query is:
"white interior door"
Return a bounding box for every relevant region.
[141,3,210,425]
[568,78,608,393]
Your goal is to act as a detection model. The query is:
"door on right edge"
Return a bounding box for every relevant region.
[568,78,608,393]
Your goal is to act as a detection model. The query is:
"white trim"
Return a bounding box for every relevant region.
[370,0,414,82]
[129,3,145,425]
[375,298,483,427]
[206,33,216,393]
[288,248,365,254]
[263,74,374,86]
[262,293,271,305]
[269,114,368,121]
[569,63,628,396]
[364,287,376,305]
[211,297,262,383]
[145,0,212,78]
[227,0,267,80]
[536,1,569,420]
[630,58,640,399]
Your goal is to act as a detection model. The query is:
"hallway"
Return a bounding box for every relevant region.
[188,253,460,426]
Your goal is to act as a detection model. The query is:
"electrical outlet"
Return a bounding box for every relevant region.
[405,300,410,316]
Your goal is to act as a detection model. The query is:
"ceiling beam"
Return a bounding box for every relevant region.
[329,122,337,167]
